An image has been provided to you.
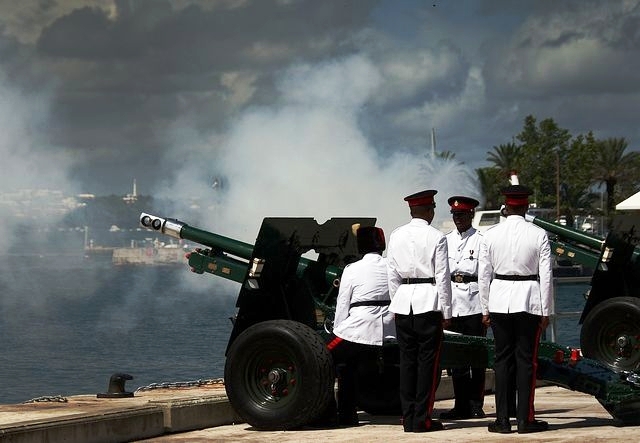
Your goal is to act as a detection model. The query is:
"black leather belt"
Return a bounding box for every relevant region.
[349,300,391,308]
[401,277,435,284]
[451,274,478,283]
[494,274,538,281]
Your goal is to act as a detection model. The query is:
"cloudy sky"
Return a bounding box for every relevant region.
[1,0,639,235]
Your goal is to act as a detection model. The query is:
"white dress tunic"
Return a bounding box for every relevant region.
[478,215,553,316]
[446,227,483,317]
[386,218,452,319]
[333,253,395,345]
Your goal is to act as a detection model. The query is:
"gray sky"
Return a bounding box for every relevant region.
[1,0,639,236]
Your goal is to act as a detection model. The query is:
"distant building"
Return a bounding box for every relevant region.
[123,179,138,204]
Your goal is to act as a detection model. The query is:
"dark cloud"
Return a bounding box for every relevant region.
[37,6,122,58]
[483,0,640,102]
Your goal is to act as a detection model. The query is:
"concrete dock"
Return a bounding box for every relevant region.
[1,375,638,442]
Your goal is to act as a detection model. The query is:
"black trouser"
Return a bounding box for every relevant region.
[490,312,542,423]
[395,310,443,432]
[329,337,378,423]
[447,313,486,414]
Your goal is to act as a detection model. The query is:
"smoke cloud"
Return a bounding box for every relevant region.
[159,54,479,243]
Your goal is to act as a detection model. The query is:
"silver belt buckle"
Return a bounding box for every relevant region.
[454,274,464,283]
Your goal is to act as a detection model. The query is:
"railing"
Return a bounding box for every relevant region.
[548,275,592,344]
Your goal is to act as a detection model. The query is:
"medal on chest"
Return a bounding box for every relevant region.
[469,249,474,260]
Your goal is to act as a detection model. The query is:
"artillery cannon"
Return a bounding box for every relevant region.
[526,212,640,373]
[140,211,640,429]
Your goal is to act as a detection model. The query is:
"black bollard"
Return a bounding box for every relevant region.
[97,373,134,398]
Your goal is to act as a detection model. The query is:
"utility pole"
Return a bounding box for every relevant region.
[555,150,560,221]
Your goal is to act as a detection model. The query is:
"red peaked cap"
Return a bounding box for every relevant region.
[502,184,533,206]
[448,196,479,212]
[404,189,437,207]
[356,226,386,254]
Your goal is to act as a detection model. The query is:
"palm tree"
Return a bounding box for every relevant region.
[435,150,457,161]
[591,137,640,225]
[486,142,521,180]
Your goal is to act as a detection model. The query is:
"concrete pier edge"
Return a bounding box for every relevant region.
[0,391,243,443]
[0,371,554,443]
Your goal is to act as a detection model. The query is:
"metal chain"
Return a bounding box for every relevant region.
[20,379,224,402]
[23,395,68,403]
[134,377,224,393]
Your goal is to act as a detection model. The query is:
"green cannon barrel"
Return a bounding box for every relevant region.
[525,214,605,251]
[525,213,605,269]
[139,212,342,287]
[140,212,254,259]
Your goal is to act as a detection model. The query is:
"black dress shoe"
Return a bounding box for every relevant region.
[337,418,360,427]
[517,419,548,433]
[402,417,413,433]
[414,419,444,432]
[470,405,486,418]
[439,408,471,420]
[488,418,512,434]
[337,410,359,427]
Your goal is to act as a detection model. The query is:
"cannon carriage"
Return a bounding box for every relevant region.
[139,211,640,429]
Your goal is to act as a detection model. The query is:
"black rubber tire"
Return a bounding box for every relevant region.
[224,320,335,430]
[580,296,640,372]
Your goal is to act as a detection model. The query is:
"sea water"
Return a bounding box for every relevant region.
[0,254,588,405]
[0,254,237,404]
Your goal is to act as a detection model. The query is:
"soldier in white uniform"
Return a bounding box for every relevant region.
[386,189,452,433]
[440,195,486,420]
[327,225,392,427]
[478,185,552,434]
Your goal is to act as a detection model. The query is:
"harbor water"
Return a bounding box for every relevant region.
[0,254,588,405]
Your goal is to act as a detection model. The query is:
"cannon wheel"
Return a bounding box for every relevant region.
[224,319,335,430]
[580,296,640,372]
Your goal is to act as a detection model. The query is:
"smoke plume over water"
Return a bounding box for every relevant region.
[0,74,80,250]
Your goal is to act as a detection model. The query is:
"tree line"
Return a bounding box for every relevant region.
[470,115,640,229]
